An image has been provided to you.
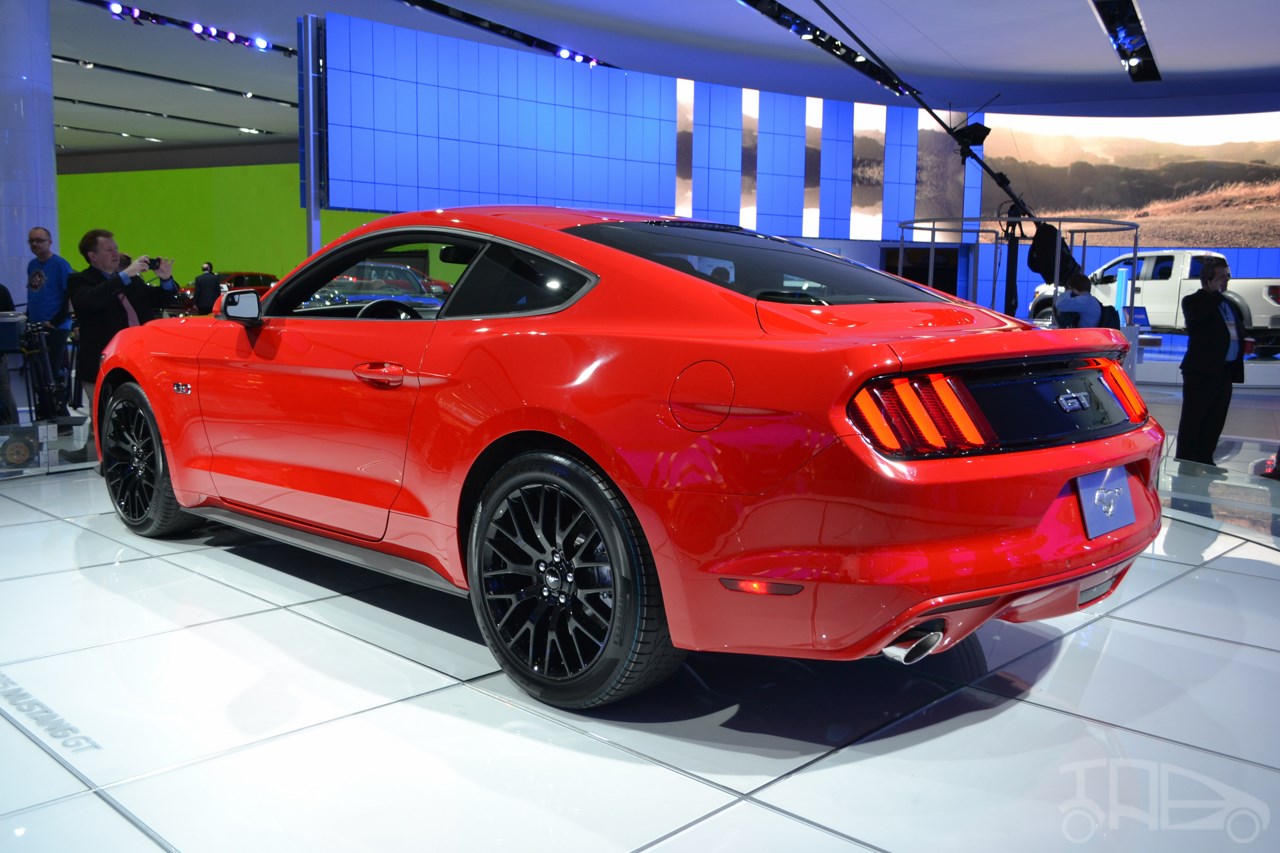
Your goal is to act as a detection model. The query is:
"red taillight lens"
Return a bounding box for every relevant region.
[1266,285,1280,306]
[849,372,996,457]
[1099,360,1148,423]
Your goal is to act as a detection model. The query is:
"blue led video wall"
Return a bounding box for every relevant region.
[324,15,675,214]
[320,14,974,241]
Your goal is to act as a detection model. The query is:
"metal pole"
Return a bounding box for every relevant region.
[298,15,325,255]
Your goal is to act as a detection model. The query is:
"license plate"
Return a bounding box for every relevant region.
[1076,466,1136,539]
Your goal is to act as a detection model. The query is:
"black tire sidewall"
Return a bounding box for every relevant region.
[467,451,645,708]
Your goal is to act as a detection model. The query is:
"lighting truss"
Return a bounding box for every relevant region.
[737,0,915,96]
[73,0,297,58]
[397,0,613,68]
[1089,0,1161,82]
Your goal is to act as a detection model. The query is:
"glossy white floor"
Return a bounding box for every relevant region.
[2,393,1278,852]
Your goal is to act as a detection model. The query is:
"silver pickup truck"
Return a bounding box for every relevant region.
[1028,250,1280,357]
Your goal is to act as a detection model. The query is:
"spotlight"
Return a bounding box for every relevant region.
[253,37,269,50]
[952,122,991,147]
[226,31,237,42]
[243,91,254,99]
[108,2,123,14]
[191,22,203,35]
[557,48,570,59]
[208,26,218,37]
[573,53,583,62]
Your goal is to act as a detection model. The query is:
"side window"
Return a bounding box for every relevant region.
[443,244,591,317]
[1141,255,1174,281]
[268,234,484,319]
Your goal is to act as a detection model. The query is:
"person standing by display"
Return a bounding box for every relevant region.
[64,229,181,462]
[1175,256,1250,465]
[1054,272,1102,328]
[192,261,222,314]
[26,226,74,397]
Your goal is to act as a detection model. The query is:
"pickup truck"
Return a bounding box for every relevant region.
[1028,250,1280,357]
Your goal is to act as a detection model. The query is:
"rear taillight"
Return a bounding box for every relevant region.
[1098,359,1148,423]
[849,372,996,457]
[849,358,1146,458]
[1266,285,1280,306]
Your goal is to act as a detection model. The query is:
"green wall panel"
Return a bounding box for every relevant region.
[55,164,379,285]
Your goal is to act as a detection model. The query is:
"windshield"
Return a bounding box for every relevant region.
[567,221,947,306]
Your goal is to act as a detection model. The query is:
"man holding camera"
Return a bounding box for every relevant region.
[65,228,181,462]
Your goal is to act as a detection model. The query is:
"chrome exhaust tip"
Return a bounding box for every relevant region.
[881,630,943,665]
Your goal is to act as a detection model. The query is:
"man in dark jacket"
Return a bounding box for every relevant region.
[64,229,181,462]
[1175,257,1249,465]
[192,261,222,314]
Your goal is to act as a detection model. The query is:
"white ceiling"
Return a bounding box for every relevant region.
[49,0,1280,158]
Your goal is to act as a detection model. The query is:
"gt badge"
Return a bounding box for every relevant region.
[1057,390,1091,413]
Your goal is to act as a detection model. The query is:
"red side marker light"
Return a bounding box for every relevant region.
[720,578,804,596]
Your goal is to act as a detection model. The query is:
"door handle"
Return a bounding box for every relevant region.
[353,362,406,388]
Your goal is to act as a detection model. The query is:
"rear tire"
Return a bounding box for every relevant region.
[102,382,198,537]
[467,451,684,708]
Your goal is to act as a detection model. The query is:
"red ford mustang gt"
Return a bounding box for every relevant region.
[95,206,1163,708]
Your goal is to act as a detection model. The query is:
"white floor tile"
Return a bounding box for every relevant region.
[160,542,399,605]
[1204,540,1280,581]
[0,558,273,665]
[289,582,499,680]
[0,719,86,814]
[108,687,734,853]
[0,794,159,852]
[473,652,965,793]
[757,687,1280,852]
[0,520,149,581]
[1146,518,1244,566]
[1,610,457,785]
[647,801,873,851]
[0,472,117,518]
[1110,567,1280,651]
[0,495,51,526]
[977,617,1280,767]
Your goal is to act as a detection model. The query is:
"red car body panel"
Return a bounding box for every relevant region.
[98,206,1163,663]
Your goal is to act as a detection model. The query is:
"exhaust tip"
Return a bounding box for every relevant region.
[881,630,943,665]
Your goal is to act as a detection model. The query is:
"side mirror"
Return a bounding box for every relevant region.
[221,289,263,326]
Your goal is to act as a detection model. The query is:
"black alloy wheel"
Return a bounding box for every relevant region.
[102,382,196,537]
[467,451,684,708]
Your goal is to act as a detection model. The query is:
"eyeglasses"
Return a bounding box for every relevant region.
[28,238,49,244]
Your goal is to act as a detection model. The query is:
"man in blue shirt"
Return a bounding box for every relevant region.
[1054,273,1103,328]
[26,227,74,401]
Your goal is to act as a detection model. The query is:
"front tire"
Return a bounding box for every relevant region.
[467,451,684,708]
[102,381,197,537]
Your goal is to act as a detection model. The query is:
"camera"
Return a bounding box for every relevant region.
[147,256,163,270]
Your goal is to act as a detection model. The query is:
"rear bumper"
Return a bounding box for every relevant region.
[636,419,1163,660]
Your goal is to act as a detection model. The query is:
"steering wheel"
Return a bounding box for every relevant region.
[355,299,421,319]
